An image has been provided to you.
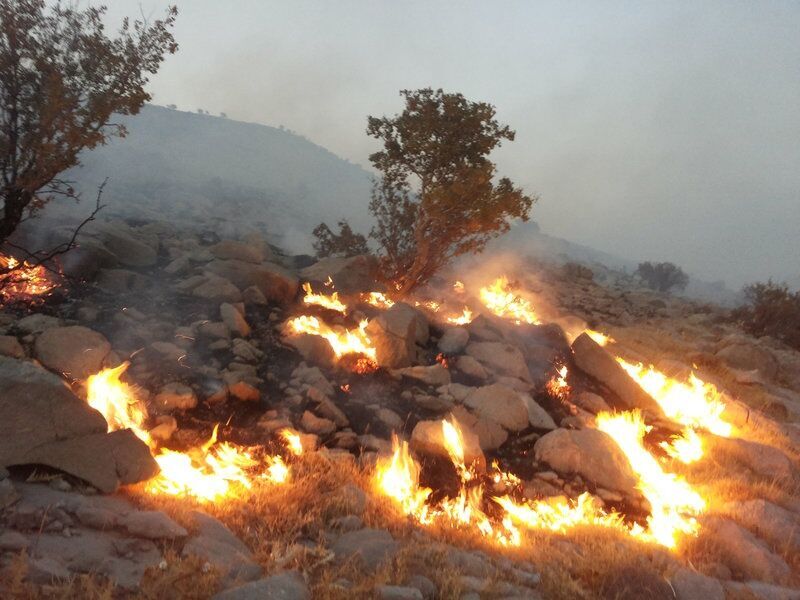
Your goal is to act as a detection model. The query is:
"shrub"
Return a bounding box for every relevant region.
[311,220,369,258]
[635,261,689,293]
[733,281,800,349]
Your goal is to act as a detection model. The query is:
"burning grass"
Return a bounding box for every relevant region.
[0,253,59,303]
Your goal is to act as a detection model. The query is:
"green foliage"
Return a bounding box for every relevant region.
[733,280,800,350]
[312,219,369,258]
[635,261,689,293]
[0,0,178,244]
[367,88,536,295]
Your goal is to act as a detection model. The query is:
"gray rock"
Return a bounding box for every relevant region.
[25,556,71,584]
[212,571,309,600]
[455,355,489,380]
[154,382,198,411]
[331,528,398,572]
[95,268,151,293]
[210,240,266,264]
[451,405,508,451]
[397,364,451,386]
[301,410,336,436]
[221,302,251,337]
[671,567,725,600]
[572,391,610,414]
[534,428,640,496]
[703,516,790,583]
[366,302,426,368]
[121,510,188,539]
[183,511,262,584]
[716,342,778,380]
[300,254,378,295]
[378,585,424,600]
[191,275,243,303]
[0,357,158,493]
[438,327,469,354]
[34,325,111,379]
[723,498,800,552]
[0,335,25,358]
[90,222,158,267]
[712,436,794,481]
[571,332,665,417]
[524,395,557,430]
[0,530,29,552]
[206,259,298,305]
[723,581,800,600]
[15,313,62,334]
[464,384,529,432]
[465,342,532,382]
[0,477,18,508]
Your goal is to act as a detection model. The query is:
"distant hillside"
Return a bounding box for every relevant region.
[64,105,374,253]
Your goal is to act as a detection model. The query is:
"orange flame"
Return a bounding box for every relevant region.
[0,254,58,301]
[479,277,540,325]
[302,281,347,313]
[446,307,473,325]
[361,291,395,309]
[585,329,614,346]
[286,315,377,367]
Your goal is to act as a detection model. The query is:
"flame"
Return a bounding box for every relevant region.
[280,429,304,456]
[361,291,395,309]
[453,281,465,294]
[479,277,540,325]
[585,329,614,346]
[496,492,626,534]
[86,365,291,501]
[415,299,442,312]
[546,364,570,399]
[286,315,377,366]
[0,254,58,301]
[595,411,705,548]
[616,359,733,438]
[302,282,347,313]
[661,429,704,464]
[446,307,473,325]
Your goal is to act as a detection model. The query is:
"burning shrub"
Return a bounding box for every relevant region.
[732,280,800,350]
[635,261,689,293]
[311,219,369,258]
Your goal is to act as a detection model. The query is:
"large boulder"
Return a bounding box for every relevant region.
[209,239,267,264]
[300,254,378,295]
[716,340,778,380]
[534,428,640,496]
[571,333,665,417]
[710,436,794,481]
[205,259,298,305]
[465,342,532,383]
[0,357,158,492]
[86,221,158,267]
[213,572,310,600]
[366,302,427,368]
[34,326,111,379]
[463,384,530,432]
[722,499,800,552]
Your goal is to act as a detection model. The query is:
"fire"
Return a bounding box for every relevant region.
[496,493,626,534]
[302,282,347,313]
[661,429,704,464]
[286,315,377,366]
[361,291,395,309]
[446,307,473,325]
[0,254,58,301]
[280,429,304,456]
[479,277,540,325]
[546,364,570,399]
[616,359,733,438]
[585,329,614,346]
[453,281,465,294]
[595,411,705,548]
[415,299,442,312]
[86,365,291,501]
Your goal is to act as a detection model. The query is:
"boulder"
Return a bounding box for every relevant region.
[154,382,198,411]
[209,240,266,264]
[571,333,665,417]
[15,313,62,334]
[0,357,158,493]
[95,269,151,294]
[91,224,157,267]
[220,302,251,337]
[396,364,451,387]
[34,326,111,379]
[463,384,530,432]
[411,418,486,471]
[205,259,298,305]
[213,571,310,600]
[711,436,794,481]
[670,568,725,600]
[702,516,791,583]
[331,528,398,572]
[465,342,532,382]
[299,254,378,294]
[0,335,25,358]
[450,405,508,451]
[716,342,778,380]
[534,428,640,496]
[438,327,469,354]
[455,355,489,380]
[191,275,243,304]
[366,302,426,368]
[723,499,800,552]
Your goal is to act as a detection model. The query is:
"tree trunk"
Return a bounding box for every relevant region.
[0,188,31,246]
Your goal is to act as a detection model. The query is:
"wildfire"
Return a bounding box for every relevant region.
[415,299,442,312]
[479,277,540,325]
[286,315,377,367]
[280,429,304,456]
[0,254,58,301]
[361,291,395,309]
[616,359,733,438]
[546,364,570,399]
[585,329,614,346]
[86,364,291,501]
[302,282,347,313]
[595,411,705,548]
[446,307,473,325]
[453,281,465,294]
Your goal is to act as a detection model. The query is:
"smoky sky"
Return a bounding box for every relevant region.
[103,0,800,288]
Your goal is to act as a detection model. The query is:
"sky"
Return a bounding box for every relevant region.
[104,1,799,288]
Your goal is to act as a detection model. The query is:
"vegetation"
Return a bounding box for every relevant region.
[562,262,594,281]
[0,0,178,246]
[635,261,689,293]
[733,280,800,350]
[311,219,369,258]
[315,88,535,296]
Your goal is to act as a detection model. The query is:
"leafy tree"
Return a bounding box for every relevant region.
[0,1,178,246]
[733,281,800,350]
[312,219,369,258]
[367,88,535,295]
[635,261,689,293]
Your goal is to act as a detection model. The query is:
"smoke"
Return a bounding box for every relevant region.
[98,1,799,289]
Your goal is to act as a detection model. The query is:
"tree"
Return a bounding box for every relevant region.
[367,88,535,295]
[635,261,689,293]
[732,281,800,350]
[312,219,368,258]
[0,1,178,247]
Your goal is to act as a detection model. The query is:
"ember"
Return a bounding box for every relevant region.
[361,291,395,309]
[546,364,570,400]
[0,253,59,302]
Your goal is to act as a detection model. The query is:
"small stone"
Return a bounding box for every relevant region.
[378,585,424,600]
[0,530,29,551]
[438,327,469,354]
[671,567,725,600]
[229,381,260,402]
[154,382,198,411]
[220,302,251,337]
[0,335,25,358]
[122,510,188,539]
[331,528,398,572]
[301,411,336,436]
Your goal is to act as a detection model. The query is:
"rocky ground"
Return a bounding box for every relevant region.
[0,215,798,599]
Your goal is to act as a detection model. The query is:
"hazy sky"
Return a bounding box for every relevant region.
[105,1,799,287]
